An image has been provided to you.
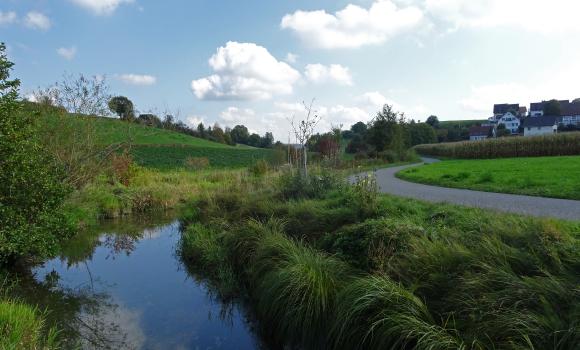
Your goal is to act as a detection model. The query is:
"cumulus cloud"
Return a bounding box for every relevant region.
[304,64,353,86]
[56,46,77,60]
[24,11,51,31]
[281,0,423,49]
[285,53,298,64]
[420,0,580,34]
[69,0,134,15]
[186,115,205,127]
[118,74,156,86]
[0,11,17,25]
[191,42,301,101]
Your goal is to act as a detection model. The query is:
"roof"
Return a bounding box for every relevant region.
[493,103,519,114]
[562,102,580,116]
[530,100,570,112]
[518,106,527,114]
[523,115,561,128]
[469,125,493,137]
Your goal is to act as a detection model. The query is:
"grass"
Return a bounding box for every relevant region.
[397,156,580,200]
[131,144,280,170]
[179,168,580,349]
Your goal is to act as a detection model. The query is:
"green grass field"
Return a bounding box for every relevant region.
[29,104,276,170]
[397,156,580,200]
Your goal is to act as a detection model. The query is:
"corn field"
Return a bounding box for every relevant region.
[414,132,580,159]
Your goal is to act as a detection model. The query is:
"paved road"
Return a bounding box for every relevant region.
[365,158,580,221]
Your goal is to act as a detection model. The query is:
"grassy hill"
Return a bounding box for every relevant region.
[24,102,277,170]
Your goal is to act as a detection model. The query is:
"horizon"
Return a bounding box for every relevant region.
[3,0,580,140]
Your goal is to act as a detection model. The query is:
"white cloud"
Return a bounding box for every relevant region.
[186,115,205,127]
[304,64,353,86]
[421,0,580,34]
[56,46,77,60]
[281,0,423,49]
[285,53,298,64]
[118,74,156,86]
[24,11,51,31]
[69,0,134,15]
[0,11,17,25]
[191,41,301,101]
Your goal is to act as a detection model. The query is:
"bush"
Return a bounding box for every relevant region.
[184,156,210,170]
[109,150,137,185]
[249,159,269,177]
[378,150,398,163]
[414,132,580,159]
[0,43,73,265]
[278,169,343,199]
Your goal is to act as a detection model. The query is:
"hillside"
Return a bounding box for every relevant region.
[24,102,277,169]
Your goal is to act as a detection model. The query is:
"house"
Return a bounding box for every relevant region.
[493,103,520,118]
[561,102,580,126]
[469,125,495,141]
[523,115,560,136]
[497,112,520,134]
[529,100,570,117]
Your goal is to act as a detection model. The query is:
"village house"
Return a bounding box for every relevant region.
[469,125,495,141]
[561,103,580,126]
[523,115,560,136]
[496,112,521,134]
[529,100,570,117]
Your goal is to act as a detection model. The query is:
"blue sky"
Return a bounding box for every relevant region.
[3,0,580,139]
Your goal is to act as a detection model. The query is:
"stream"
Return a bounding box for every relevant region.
[14,214,269,349]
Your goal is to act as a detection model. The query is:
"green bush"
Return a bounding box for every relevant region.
[278,169,343,199]
[0,43,73,265]
[249,159,269,177]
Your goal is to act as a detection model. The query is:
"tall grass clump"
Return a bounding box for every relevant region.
[0,299,60,350]
[414,132,580,159]
[332,275,462,350]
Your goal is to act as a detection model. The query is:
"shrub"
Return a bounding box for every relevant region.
[249,159,269,177]
[0,43,73,265]
[184,156,210,170]
[278,169,343,199]
[378,150,398,163]
[346,173,379,218]
[109,150,137,186]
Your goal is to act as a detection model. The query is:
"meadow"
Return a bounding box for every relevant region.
[179,168,580,349]
[397,156,580,200]
[414,132,580,159]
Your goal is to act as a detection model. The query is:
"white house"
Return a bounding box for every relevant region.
[497,112,520,134]
[561,103,580,126]
[523,116,559,136]
[469,125,495,141]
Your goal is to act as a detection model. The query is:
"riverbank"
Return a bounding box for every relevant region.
[179,168,580,349]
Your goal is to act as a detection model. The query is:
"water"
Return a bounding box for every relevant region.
[16,215,268,349]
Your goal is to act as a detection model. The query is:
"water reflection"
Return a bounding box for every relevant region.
[13,214,267,349]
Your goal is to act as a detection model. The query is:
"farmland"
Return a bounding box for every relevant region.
[398,156,580,200]
[414,132,580,159]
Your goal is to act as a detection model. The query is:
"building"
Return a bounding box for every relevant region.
[523,115,560,136]
[493,103,520,118]
[561,102,580,126]
[529,100,570,117]
[469,125,495,141]
[497,112,520,134]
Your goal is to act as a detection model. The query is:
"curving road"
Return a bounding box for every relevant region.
[365,158,580,221]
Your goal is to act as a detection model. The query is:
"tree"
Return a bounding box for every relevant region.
[261,132,274,148]
[109,96,134,121]
[197,122,206,138]
[367,104,406,154]
[426,115,440,129]
[163,114,175,129]
[408,122,437,146]
[543,99,562,116]
[0,43,72,264]
[350,121,367,135]
[248,133,261,147]
[211,123,226,144]
[230,125,250,144]
[289,99,321,177]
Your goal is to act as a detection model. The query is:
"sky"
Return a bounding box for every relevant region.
[3,0,580,140]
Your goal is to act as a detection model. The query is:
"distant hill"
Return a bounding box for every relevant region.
[23,102,278,169]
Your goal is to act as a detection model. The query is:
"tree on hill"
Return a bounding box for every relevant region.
[230,125,250,144]
[543,99,562,116]
[197,122,206,138]
[211,123,226,143]
[426,115,440,128]
[261,132,274,148]
[109,96,135,121]
[351,121,367,135]
[0,43,72,264]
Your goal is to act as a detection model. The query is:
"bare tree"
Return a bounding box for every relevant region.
[33,73,111,116]
[289,99,321,177]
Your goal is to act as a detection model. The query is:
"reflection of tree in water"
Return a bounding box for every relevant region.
[10,214,175,349]
[11,266,144,349]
